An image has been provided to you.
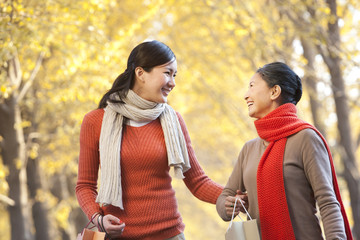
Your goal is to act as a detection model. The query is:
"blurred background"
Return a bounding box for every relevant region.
[0,0,359,239]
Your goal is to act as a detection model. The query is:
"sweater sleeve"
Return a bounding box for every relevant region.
[75,110,104,219]
[176,112,223,204]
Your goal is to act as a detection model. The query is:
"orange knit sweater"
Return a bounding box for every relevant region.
[76,109,223,240]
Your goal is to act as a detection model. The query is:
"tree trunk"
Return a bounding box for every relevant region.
[25,84,52,240]
[300,38,327,137]
[51,173,78,239]
[27,157,51,240]
[319,0,360,238]
[0,95,32,240]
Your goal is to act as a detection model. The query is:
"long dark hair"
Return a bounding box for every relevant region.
[98,40,176,108]
[257,62,302,105]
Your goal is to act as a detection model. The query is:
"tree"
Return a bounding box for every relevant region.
[1,0,359,239]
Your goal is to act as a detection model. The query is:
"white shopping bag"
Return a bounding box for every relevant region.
[225,198,260,240]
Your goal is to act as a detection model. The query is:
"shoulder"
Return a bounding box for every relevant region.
[237,137,263,158]
[289,128,324,145]
[174,111,189,134]
[288,128,327,154]
[243,137,262,150]
[82,108,105,126]
[175,111,184,121]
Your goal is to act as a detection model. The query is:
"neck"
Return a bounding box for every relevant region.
[127,119,152,127]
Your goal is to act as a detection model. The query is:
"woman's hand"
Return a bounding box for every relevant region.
[100,214,126,238]
[235,190,249,214]
[224,190,249,218]
[225,195,241,217]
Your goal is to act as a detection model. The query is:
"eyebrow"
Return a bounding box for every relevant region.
[165,66,177,73]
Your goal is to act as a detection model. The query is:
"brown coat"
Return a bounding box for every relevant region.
[216,129,346,239]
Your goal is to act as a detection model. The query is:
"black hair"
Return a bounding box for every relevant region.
[256,62,302,105]
[98,40,176,108]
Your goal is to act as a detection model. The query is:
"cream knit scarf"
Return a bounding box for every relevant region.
[96,90,191,209]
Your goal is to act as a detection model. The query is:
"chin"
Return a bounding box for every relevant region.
[248,111,254,118]
[155,98,167,104]
[160,95,168,103]
[249,113,259,119]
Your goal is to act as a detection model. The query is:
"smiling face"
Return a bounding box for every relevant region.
[244,73,281,119]
[132,59,177,103]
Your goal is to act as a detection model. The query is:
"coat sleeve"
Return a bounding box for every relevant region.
[216,143,247,221]
[301,129,346,239]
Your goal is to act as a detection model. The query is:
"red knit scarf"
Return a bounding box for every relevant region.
[255,103,353,240]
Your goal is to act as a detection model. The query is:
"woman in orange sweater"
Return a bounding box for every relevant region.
[76,40,223,240]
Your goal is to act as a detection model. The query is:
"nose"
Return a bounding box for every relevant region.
[169,77,176,88]
[244,89,249,101]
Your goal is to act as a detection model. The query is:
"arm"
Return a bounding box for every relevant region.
[176,112,223,204]
[216,148,245,221]
[302,130,346,239]
[75,110,103,219]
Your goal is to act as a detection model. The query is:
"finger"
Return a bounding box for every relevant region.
[107,222,125,229]
[236,190,243,195]
[225,196,237,202]
[107,223,126,237]
[225,201,234,208]
[226,209,240,217]
[241,194,248,201]
[226,202,233,207]
[235,190,248,199]
[105,214,122,224]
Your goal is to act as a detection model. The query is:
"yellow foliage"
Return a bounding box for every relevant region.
[36,189,58,207]
[0,164,9,194]
[15,159,22,170]
[0,85,9,99]
[0,0,359,239]
[20,121,31,128]
[29,144,39,159]
[55,201,72,230]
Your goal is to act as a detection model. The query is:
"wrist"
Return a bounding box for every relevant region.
[97,215,104,232]
[91,213,101,225]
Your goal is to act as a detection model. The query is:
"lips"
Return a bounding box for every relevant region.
[162,88,171,96]
[247,101,254,107]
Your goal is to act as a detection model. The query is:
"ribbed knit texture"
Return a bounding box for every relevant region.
[255,103,353,240]
[76,109,223,240]
[97,90,190,209]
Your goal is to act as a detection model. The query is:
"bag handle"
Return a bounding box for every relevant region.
[80,214,98,235]
[227,197,252,230]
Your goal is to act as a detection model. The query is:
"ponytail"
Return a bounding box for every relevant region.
[98,69,134,108]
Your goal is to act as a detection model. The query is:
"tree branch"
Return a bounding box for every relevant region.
[17,51,45,103]
[8,49,22,88]
[0,194,15,206]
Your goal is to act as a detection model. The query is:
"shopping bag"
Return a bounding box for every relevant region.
[76,215,106,240]
[225,198,260,240]
[77,228,106,240]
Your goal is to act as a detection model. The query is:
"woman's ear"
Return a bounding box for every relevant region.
[135,67,145,82]
[270,85,281,100]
